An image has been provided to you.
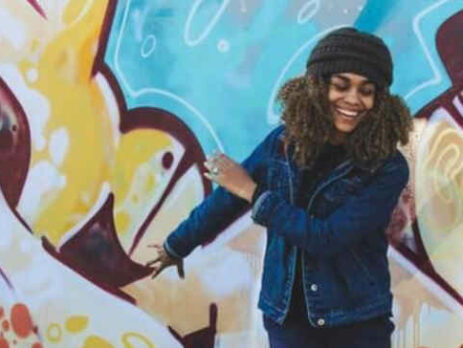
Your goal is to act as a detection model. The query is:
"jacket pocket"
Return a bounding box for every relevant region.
[334,249,377,302]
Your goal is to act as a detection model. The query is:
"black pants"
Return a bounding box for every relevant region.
[263,315,394,348]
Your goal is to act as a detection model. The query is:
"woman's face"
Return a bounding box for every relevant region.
[327,72,376,143]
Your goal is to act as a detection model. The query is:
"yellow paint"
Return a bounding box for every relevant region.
[112,130,173,243]
[12,0,178,249]
[115,211,130,234]
[122,332,156,348]
[46,323,62,343]
[82,335,115,348]
[65,315,89,333]
[63,0,90,25]
[14,0,113,245]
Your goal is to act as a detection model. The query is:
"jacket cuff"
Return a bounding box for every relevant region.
[251,190,277,226]
[163,239,183,259]
[251,182,266,205]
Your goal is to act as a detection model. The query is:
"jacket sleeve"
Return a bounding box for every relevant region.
[251,152,409,258]
[164,126,284,259]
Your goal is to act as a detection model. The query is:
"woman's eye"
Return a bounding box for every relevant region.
[360,88,375,96]
[332,83,349,91]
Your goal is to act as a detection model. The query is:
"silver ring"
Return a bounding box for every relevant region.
[211,166,220,175]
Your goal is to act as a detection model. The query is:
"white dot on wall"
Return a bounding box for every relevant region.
[343,8,349,14]
[27,69,39,83]
[358,5,364,11]
[141,35,157,58]
[217,39,230,53]
[58,175,67,189]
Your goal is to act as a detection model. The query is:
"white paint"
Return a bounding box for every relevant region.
[0,7,27,50]
[0,64,50,151]
[184,0,231,47]
[199,250,252,297]
[26,68,39,83]
[452,94,463,119]
[16,160,65,223]
[49,127,69,166]
[405,0,451,101]
[239,0,247,13]
[94,73,121,147]
[297,0,320,25]
[141,34,157,58]
[0,199,14,250]
[19,237,34,254]
[217,39,230,52]
[389,247,463,319]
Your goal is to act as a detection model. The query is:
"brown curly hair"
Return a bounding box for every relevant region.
[278,73,413,169]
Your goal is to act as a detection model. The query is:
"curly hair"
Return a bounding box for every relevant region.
[277,74,413,169]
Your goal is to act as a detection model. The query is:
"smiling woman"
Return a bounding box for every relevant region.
[328,73,376,142]
[150,27,413,348]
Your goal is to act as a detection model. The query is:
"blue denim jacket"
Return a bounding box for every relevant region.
[165,125,409,328]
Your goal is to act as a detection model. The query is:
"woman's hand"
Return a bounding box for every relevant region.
[146,243,185,279]
[204,152,257,202]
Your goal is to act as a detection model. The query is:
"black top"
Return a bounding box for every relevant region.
[286,142,347,323]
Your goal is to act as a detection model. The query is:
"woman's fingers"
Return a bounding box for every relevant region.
[177,261,185,279]
[151,263,165,279]
[145,257,161,267]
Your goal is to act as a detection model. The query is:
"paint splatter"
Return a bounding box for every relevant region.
[65,316,89,333]
[10,304,33,338]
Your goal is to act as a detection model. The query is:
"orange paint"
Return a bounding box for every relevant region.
[1,320,8,331]
[0,336,8,348]
[0,307,3,318]
[10,304,33,338]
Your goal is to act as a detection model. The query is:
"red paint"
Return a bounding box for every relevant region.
[10,304,33,338]
[0,307,3,318]
[162,151,174,170]
[25,0,47,19]
[0,336,8,348]
[32,343,42,348]
[1,320,9,331]
[168,303,218,348]
[0,79,31,209]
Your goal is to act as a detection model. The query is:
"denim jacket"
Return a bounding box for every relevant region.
[165,125,409,328]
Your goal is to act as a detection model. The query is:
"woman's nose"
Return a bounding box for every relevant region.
[344,89,361,106]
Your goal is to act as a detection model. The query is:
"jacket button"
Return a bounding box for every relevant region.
[310,284,318,292]
[317,318,325,326]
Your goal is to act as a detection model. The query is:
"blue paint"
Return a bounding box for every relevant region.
[355,0,401,32]
[105,0,463,159]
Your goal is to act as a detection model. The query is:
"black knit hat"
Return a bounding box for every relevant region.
[306,27,393,88]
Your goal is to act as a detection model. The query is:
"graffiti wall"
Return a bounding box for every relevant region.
[0,0,462,347]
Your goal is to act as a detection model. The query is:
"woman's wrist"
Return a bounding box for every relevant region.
[241,182,257,203]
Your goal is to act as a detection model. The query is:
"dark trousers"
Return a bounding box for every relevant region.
[263,315,394,348]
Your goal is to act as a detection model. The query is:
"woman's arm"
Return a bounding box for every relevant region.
[251,152,409,258]
[160,126,283,259]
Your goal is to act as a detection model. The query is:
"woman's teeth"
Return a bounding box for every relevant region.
[337,108,359,118]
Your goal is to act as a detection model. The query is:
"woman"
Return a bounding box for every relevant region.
[148,27,412,347]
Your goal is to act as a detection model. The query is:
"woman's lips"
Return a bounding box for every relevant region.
[335,107,363,120]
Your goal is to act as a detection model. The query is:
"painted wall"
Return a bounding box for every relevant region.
[0,0,462,347]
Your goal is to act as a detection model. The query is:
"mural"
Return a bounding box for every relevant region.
[0,0,462,347]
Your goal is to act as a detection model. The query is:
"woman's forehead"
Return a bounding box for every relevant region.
[331,73,374,85]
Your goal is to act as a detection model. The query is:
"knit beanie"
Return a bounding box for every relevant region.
[306,27,393,88]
